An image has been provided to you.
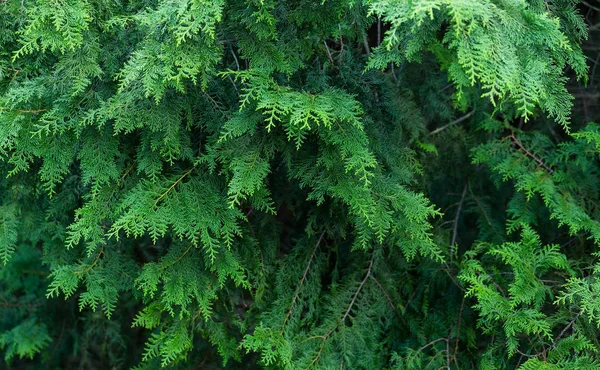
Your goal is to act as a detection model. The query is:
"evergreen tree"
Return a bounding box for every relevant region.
[1,0,600,369]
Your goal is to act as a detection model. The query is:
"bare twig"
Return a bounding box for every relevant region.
[154,166,196,206]
[515,348,539,359]
[509,132,554,174]
[582,0,600,12]
[454,295,465,366]
[446,326,452,370]
[308,252,375,368]
[362,31,370,56]
[403,289,418,312]
[429,110,475,136]
[75,246,104,275]
[377,18,382,46]
[230,47,240,71]
[0,107,46,114]
[419,337,447,352]
[228,75,240,96]
[390,63,399,86]
[551,311,581,350]
[341,253,375,323]
[323,41,334,65]
[451,184,468,261]
[370,275,399,316]
[281,231,326,332]
[337,24,345,64]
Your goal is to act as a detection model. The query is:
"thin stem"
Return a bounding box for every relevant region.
[419,337,447,352]
[308,252,375,368]
[582,0,600,11]
[551,311,581,350]
[0,107,46,114]
[281,231,326,332]
[323,41,334,64]
[515,348,539,359]
[377,18,382,46]
[454,294,465,365]
[370,275,399,316]
[429,110,475,136]
[230,47,240,71]
[154,166,196,207]
[446,326,452,370]
[362,31,370,56]
[509,132,553,174]
[451,184,468,261]
[340,253,374,323]
[75,246,104,275]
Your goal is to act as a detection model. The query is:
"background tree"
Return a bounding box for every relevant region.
[1,0,600,369]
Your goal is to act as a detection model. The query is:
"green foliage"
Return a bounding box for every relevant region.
[1,0,600,369]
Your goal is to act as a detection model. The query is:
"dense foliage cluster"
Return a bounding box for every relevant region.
[1,0,600,368]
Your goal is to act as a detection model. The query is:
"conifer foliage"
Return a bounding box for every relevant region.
[1,0,600,368]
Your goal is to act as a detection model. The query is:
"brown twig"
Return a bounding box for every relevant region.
[323,41,335,65]
[419,337,447,352]
[281,231,326,332]
[429,110,475,136]
[75,246,104,275]
[550,311,581,350]
[509,132,553,174]
[340,253,375,324]
[308,252,375,368]
[0,107,46,114]
[370,275,399,316]
[453,295,466,368]
[451,184,468,262]
[154,166,196,206]
[515,348,539,359]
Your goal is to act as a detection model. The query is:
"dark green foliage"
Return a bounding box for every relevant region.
[1,0,600,369]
